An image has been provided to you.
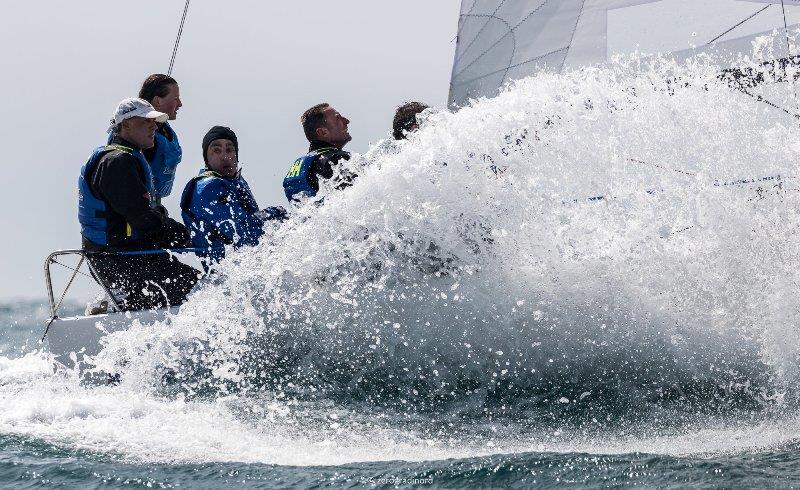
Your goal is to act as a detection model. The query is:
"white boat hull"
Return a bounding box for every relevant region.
[46,308,176,369]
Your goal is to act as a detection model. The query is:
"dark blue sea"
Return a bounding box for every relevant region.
[3,300,800,489]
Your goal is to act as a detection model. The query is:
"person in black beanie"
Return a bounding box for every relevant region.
[180,126,286,270]
[201,125,238,163]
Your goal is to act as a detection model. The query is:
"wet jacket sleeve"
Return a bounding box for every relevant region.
[193,180,265,248]
[95,152,166,238]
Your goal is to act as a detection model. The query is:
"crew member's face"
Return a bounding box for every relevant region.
[152,84,182,120]
[206,139,238,177]
[121,116,158,150]
[318,106,351,147]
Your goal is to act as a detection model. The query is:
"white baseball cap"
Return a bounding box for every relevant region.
[108,97,168,132]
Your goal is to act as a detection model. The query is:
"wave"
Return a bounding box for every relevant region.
[5,38,800,466]
[83,44,800,424]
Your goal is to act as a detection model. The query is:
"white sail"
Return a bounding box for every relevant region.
[449,0,800,107]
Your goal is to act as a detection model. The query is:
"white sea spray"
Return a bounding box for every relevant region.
[5,42,800,465]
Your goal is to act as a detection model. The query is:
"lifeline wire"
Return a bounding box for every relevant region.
[168,0,191,76]
[51,259,94,281]
[42,256,87,341]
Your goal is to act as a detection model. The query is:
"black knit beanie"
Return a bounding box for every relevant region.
[202,126,238,163]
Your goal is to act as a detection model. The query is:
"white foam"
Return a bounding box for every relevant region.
[7,40,800,465]
[2,352,800,464]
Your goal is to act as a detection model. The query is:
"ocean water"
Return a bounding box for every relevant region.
[5,45,800,487]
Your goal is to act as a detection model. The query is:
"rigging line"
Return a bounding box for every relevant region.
[168,0,191,76]
[707,4,771,45]
[733,80,800,118]
[781,0,792,57]
[780,0,799,107]
[51,259,95,281]
[627,158,696,177]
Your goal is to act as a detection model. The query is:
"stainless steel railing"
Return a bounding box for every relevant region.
[41,247,207,340]
[42,249,121,340]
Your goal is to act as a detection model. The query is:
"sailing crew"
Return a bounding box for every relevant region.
[79,98,199,311]
[392,101,429,140]
[283,103,353,202]
[110,74,183,202]
[181,126,287,269]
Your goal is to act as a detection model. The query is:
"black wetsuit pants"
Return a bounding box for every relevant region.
[88,253,200,311]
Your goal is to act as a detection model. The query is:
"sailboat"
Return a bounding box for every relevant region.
[43,0,800,370]
[449,0,800,108]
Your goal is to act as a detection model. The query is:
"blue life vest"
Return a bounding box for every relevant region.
[149,122,182,199]
[180,169,261,263]
[78,144,155,246]
[108,123,182,199]
[283,148,339,202]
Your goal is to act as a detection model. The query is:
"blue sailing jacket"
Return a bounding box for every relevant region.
[283,151,321,201]
[180,169,264,264]
[79,144,155,246]
[149,122,182,198]
[283,146,352,202]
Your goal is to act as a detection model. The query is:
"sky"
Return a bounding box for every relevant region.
[3,0,796,302]
[0,1,461,300]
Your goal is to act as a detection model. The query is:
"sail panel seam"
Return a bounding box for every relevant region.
[454,0,551,79]
[453,14,517,79]
[560,0,587,72]
[454,0,510,66]
[451,46,569,88]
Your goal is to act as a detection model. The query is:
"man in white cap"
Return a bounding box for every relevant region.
[107,75,184,202]
[78,98,199,311]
